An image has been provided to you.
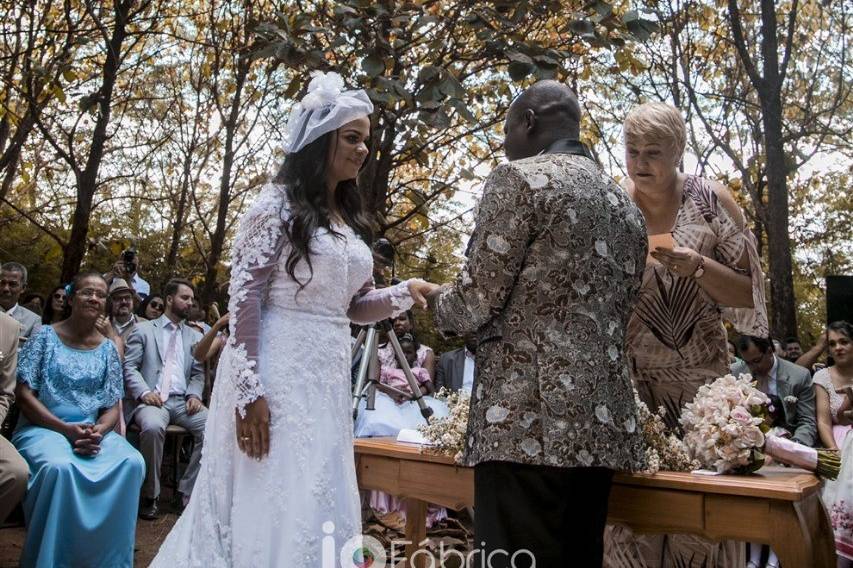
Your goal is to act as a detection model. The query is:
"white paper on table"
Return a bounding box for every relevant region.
[691,469,723,476]
[396,428,434,446]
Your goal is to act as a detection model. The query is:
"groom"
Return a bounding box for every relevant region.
[429,80,648,566]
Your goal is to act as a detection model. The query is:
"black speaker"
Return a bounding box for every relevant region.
[826,275,853,325]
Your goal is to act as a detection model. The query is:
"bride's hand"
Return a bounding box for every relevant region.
[408,279,441,309]
[236,397,270,459]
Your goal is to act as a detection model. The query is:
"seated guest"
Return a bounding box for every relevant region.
[0,262,42,343]
[378,310,435,378]
[732,335,817,446]
[360,333,447,527]
[0,311,27,524]
[41,285,67,325]
[11,272,145,567]
[109,278,143,344]
[435,334,477,393]
[783,336,803,363]
[186,298,211,335]
[124,278,207,520]
[727,339,741,365]
[813,321,853,565]
[136,293,165,321]
[21,294,44,316]
[355,334,446,438]
[796,333,828,372]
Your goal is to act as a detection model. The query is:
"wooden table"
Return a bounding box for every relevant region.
[354,438,836,568]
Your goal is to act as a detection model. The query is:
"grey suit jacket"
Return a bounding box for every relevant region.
[123,315,204,418]
[0,312,20,425]
[731,357,817,446]
[435,348,467,392]
[7,305,41,343]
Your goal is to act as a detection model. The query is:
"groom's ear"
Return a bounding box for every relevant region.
[522,109,537,134]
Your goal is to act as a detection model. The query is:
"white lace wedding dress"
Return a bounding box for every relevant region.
[151,183,414,567]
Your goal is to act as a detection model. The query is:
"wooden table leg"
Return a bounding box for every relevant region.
[770,495,836,568]
[404,498,428,568]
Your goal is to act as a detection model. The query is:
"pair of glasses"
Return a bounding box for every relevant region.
[77,289,108,300]
[149,302,164,310]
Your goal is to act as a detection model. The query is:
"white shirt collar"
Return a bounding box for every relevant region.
[769,355,779,381]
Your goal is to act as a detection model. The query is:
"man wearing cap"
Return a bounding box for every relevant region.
[109,278,145,343]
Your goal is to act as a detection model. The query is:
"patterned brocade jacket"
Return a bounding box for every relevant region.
[434,142,648,471]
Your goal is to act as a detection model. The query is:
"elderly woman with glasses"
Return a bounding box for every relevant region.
[12,271,144,568]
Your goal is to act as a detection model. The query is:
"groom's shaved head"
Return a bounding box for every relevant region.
[511,81,581,132]
[504,80,583,161]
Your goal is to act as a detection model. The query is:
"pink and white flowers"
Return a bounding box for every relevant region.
[681,374,840,478]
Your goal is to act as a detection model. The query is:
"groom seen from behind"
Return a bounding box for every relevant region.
[430,80,648,567]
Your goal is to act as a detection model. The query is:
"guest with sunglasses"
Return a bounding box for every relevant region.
[41,285,68,325]
[137,293,164,321]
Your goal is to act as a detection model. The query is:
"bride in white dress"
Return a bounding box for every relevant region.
[151,72,438,567]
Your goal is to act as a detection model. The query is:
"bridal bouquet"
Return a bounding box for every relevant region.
[418,388,470,464]
[681,374,840,478]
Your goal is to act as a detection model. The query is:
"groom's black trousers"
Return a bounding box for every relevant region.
[474,461,614,568]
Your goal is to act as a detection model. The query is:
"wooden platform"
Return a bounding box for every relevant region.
[355,437,836,567]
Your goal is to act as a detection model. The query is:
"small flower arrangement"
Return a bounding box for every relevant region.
[418,388,471,464]
[681,374,840,478]
[784,395,798,405]
[634,390,699,474]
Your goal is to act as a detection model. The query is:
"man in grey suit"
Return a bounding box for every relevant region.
[0,311,27,523]
[124,278,207,519]
[435,335,477,393]
[732,335,817,446]
[0,262,41,343]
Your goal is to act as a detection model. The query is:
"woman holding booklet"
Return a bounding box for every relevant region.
[608,102,770,568]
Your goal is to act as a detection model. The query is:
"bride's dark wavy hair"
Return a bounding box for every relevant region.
[272,129,373,290]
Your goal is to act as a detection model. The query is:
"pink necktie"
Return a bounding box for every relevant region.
[160,325,179,402]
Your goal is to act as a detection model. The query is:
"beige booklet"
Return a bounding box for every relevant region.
[647,232,675,263]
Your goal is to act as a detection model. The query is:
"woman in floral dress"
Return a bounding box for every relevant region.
[814,321,853,565]
[606,102,769,568]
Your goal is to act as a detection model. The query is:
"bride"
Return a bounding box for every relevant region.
[151,72,438,567]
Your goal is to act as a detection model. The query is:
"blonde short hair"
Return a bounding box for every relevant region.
[623,102,687,162]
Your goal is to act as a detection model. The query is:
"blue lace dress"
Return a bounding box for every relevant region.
[12,327,145,568]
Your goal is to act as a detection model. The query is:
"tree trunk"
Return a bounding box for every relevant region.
[60,0,132,282]
[761,94,797,338]
[201,54,249,305]
[726,0,799,338]
[164,150,193,278]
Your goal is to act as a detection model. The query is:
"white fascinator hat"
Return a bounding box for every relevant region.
[282,71,374,154]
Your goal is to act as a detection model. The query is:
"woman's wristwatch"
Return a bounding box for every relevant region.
[692,255,706,279]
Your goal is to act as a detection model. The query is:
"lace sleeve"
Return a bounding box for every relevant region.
[227,183,288,417]
[347,279,415,325]
[17,326,49,391]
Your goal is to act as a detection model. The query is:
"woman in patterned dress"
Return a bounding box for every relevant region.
[606,102,769,568]
[814,321,853,565]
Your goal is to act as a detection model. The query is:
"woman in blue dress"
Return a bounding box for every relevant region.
[12,271,145,568]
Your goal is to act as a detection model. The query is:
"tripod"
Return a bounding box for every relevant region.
[351,318,434,425]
